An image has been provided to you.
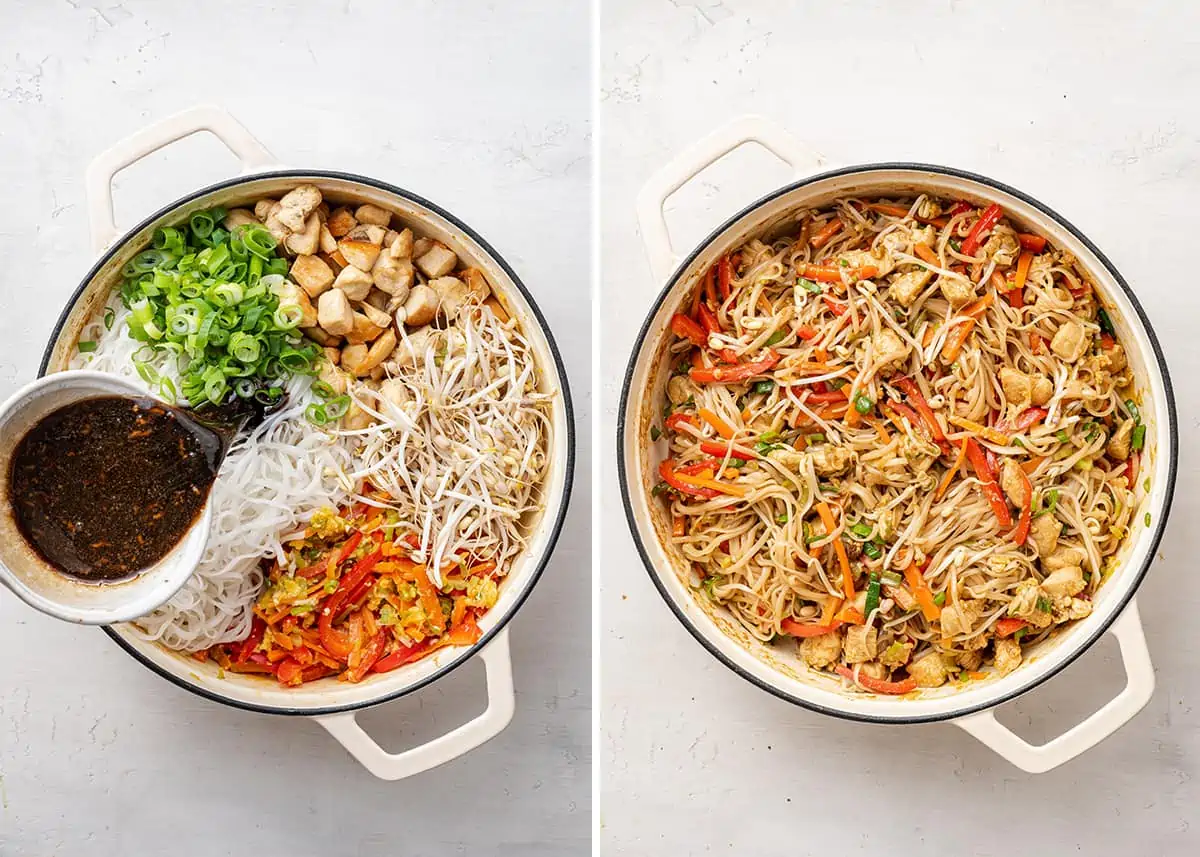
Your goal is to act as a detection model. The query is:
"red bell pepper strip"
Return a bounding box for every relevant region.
[664,412,695,431]
[670,313,707,347]
[699,440,757,461]
[894,377,946,442]
[319,547,383,658]
[795,324,819,341]
[446,614,483,647]
[822,296,847,316]
[689,349,781,384]
[696,303,721,336]
[835,665,917,695]
[333,530,364,568]
[717,255,733,301]
[373,639,435,674]
[995,407,1048,434]
[960,203,1004,257]
[806,390,849,404]
[659,459,720,499]
[781,618,841,638]
[886,400,927,437]
[235,616,266,664]
[346,630,389,682]
[1017,233,1047,252]
[275,658,304,685]
[964,438,1013,528]
[1011,466,1033,546]
[1125,452,1140,489]
[995,617,1029,637]
[947,201,973,217]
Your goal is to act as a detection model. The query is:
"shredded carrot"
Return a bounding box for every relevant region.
[866,202,910,218]
[921,324,937,348]
[903,562,941,621]
[819,597,843,627]
[1021,456,1046,475]
[869,417,891,444]
[935,438,968,501]
[740,408,752,423]
[845,400,862,428]
[941,319,975,362]
[835,605,865,625]
[810,219,844,249]
[815,502,855,600]
[672,470,747,497]
[914,243,940,267]
[672,515,685,537]
[697,407,735,439]
[947,414,1011,446]
[813,347,828,362]
[968,671,987,681]
[1013,250,1034,292]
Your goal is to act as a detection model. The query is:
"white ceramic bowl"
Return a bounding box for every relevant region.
[31,105,575,780]
[619,117,1177,773]
[0,371,212,624]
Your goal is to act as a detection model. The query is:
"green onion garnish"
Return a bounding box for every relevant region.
[77,340,98,352]
[753,380,775,395]
[797,278,821,294]
[806,433,825,446]
[850,522,872,538]
[764,331,786,346]
[863,542,882,561]
[775,513,789,524]
[881,570,903,587]
[854,393,874,414]
[1145,512,1152,526]
[1056,429,1070,443]
[103,307,115,330]
[864,572,881,616]
[1131,424,1146,451]
[1097,308,1115,335]
[933,591,946,606]
[650,425,662,441]
[1125,399,1141,424]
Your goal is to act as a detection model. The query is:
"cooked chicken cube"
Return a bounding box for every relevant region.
[908,651,949,688]
[372,253,414,298]
[333,265,374,302]
[344,312,386,345]
[290,255,335,298]
[346,223,387,245]
[399,284,439,327]
[1029,513,1060,558]
[326,207,357,238]
[857,661,890,681]
[285,213,322,256]
[1103,341,1128,372]
[317,288,354,336]
[253,199,277,221]
[1050,320,1087,362]
[388,227,414,259]
[999,367,1032,409]
[982,227,1020,267]
[879,640,913,668]
[940,275,976,307]
[956,650,983,671]
[872,327,909,371]
[223,208,258,230]
[993,637,1022,676]
[888,269,933,307]
[277,185,322,232]
[412,236,434,258]
[388,325,435,369]
[885,584,918,613]
[1031,375,1054,406]
[354,204,392,227]
[415,243,458,278]
[838,248,895,277]
[999,460,1027,508]
[378,378,410,412]
[339,239,381,272]
[322,346,340,366]
[843,626,878,664]
[340,342,370,376]
[271,280,317,329]
[1041,565,1085,600]
[356,301,392,329]
[263,202,290,243]
[357,328,397,375]
[1107,417,1135,461]
[1060,597,1093,622]
[428,275,485,316]
[316,360,348,396]
[799,631,842,669]
[939,599,984,637]
[1043,545,1084,572]
[1007,579,1053,628]
[301,325,338,347]
[319,224,338,255]
[809,443,854,477]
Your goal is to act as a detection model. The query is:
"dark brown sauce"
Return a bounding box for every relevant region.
[8,396,228,582]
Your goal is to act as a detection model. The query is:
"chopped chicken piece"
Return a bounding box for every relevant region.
[956,650,983,671]
[1007,579,1053,628]
[333,265,374,302]
[1107,417,1135,461]
[340,342,370,376]
[939,599,984,637]
[879,640,913,668]
[1031,375,1054,406]
[888,269,933,306]
[999,460,1026,508]
[809,444,854,477]
[1050,321,1087,362]
[799,631,842,668]
[340,239,381,272]
[842,626,878,664]
[344,312,386,345]
[1043,545,1084,572]
[379,378,410,412]
[908,651,949,687]
[346,224,387,245]
[1040,565,1085,600]
[388,227,414,259]
[317,289,354,336]
[872,327,909,371]
[1103,341,1128,372]
[318,224,338,255]
[999,367,1032,410]
[940,275,976,307]
[285,213,322,256]
[400,284,440,327]
[387,325,435,369]
[356,301,392,330]
[271,280,316,329]
[316,360,348,396]
[276,185,322,232]
[993,637,1022,676]
[323,345,340,366]
[372,253,414,298]
[290,255,335,298]
[253,199,277,221]
[838,248,895,277]
[1029,514,1060,558]
[301,325,338,347]
[223,208,258,230]
[428,275,485,317]
[858,661,890,681]
[416,243,458,278]
[983,227,1020,267]
[263,202,290,243]
[885,585,918,612]
[354,204,392,227]
[357,328,397,375]
[326,207,357,238]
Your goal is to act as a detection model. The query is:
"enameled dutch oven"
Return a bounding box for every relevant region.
[34,106,574,781]
[618,116,1176,773]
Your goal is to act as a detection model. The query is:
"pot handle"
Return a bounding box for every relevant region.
[85,104,278,253]
[954,599,1154,773]
[314,628,515,781]
[635,115,826,282]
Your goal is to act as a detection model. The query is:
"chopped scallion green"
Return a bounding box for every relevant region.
[933,591,946,606]
[77,340,98,352]
[797,278,822,294]
[1131,424,1146,451]
[650,425,662,441]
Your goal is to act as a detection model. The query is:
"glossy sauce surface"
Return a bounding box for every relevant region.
[8,395,222,582]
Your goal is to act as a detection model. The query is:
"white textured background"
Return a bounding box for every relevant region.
[0,2,590,855]
[601,1,1197,854]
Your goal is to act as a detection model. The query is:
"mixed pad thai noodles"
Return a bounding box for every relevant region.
[72,185,551,684]
[653,195,1144,695]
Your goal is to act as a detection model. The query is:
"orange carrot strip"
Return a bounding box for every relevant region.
[815,502,855,600]
[935,438,968,501]
[697,407,735,439]
[810,219,844,249]
[904,563,941,621]
[914,243,940,266]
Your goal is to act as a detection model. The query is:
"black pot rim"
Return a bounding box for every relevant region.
[616,161,1178,725]
[38,168,576,717]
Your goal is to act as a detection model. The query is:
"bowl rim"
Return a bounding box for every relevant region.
[616,161,1178,724]
[38,168,576,717]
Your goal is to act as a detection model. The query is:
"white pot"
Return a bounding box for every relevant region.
[618,116,1177,773]
[35,106,576,781]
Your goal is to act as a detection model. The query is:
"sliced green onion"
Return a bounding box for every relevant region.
[77,340,98,352]
[1097,307,1115,335]
[306,402,330,425]
[323,395,351,420]
[1145,512,1152,526]
[650,425,661,441]
[764,330,786,346]
[189,211,215,239]
[1056,429,1070,443]
[864,572,881,616]
[775,512,789,524]
[753,380,774,395]
[1125,399,1141,424]
[850,522,872,538]
[242,225,277,258]
[797,278,822,294]
[234,378,256,399]
[880,570,903,587]
[311,380,336,400]
[806,433,825,446]
[863,542,882,561]
[933,591,946,606]
[1131,424,1146,451]
[103,307,116,330]
[274,305,303,329]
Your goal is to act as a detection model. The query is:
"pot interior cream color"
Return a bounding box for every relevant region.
[42,173,571,714]
[625,165,1171,726]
